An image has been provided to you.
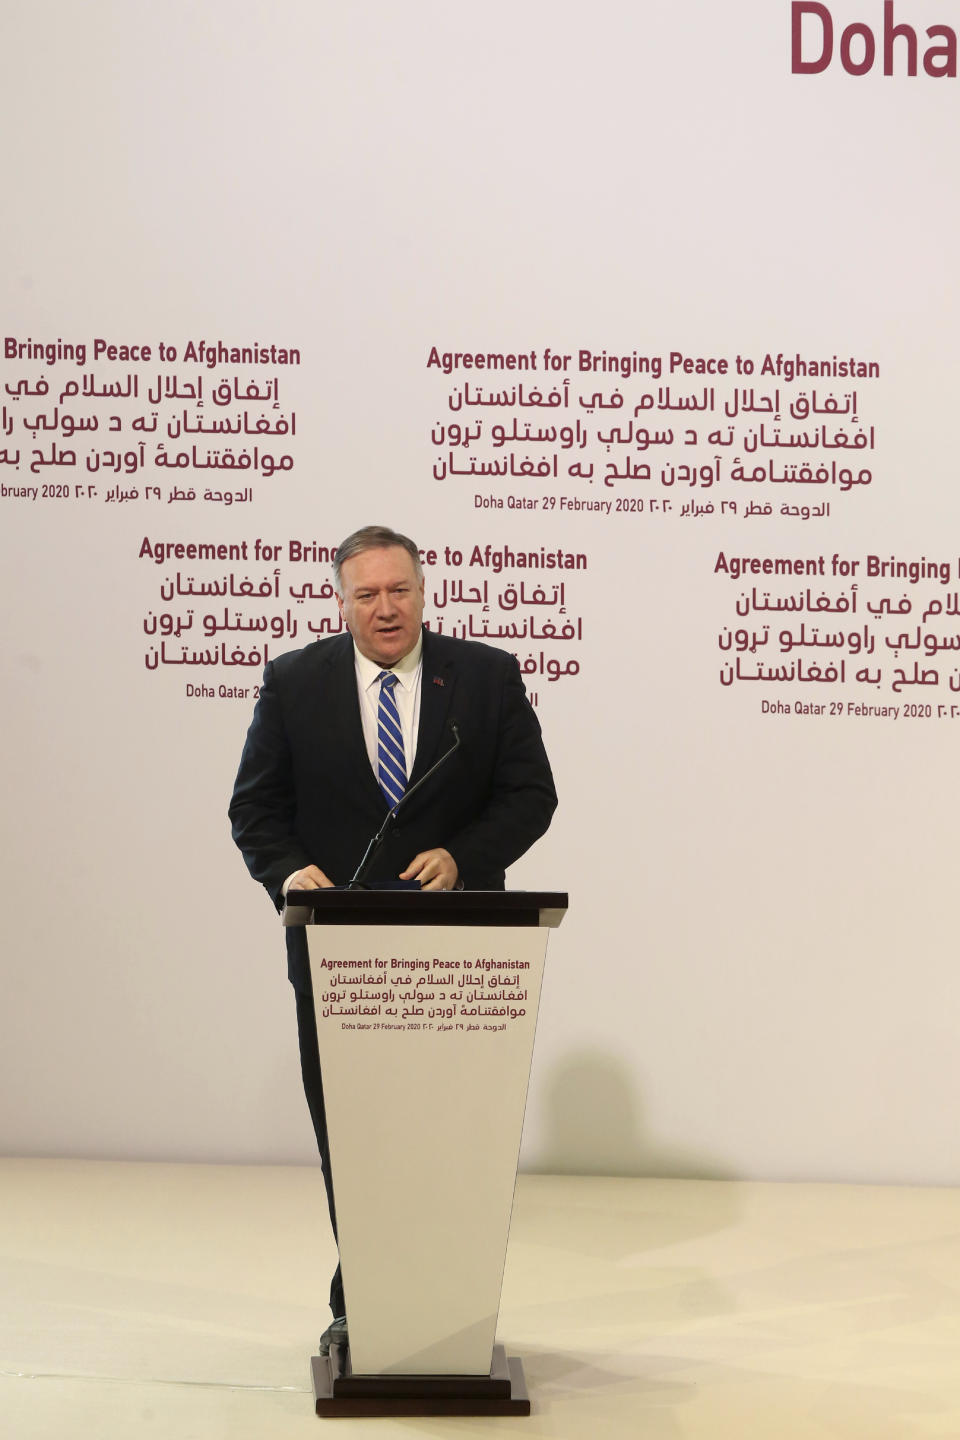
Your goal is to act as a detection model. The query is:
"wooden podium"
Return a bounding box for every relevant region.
[282,889,567,1418]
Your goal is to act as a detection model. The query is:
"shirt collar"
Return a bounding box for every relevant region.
[355,630,423,694]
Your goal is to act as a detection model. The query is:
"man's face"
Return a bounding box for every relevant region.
[336,545,425,668]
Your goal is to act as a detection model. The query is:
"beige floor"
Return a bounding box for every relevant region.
[2,1160,959,1438]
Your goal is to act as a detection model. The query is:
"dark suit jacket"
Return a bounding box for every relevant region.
[229,628,558,992]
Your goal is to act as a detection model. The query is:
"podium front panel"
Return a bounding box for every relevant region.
[307,922,548,1376]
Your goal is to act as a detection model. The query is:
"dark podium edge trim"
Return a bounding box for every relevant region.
[283,888,568,930]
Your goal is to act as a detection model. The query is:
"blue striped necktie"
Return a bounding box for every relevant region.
[376,671,407,809]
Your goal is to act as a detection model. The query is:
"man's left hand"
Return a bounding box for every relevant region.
[399,848,459,890]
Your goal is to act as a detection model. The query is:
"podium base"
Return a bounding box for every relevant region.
[311,1342,531,1417]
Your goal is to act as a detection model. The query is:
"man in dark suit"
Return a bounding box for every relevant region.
[229,525,557,1348]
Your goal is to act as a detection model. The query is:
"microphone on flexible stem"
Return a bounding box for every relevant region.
[347,720,461,890]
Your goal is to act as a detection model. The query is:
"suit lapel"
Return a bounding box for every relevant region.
[410,630,456,784]
[314,637,385,809]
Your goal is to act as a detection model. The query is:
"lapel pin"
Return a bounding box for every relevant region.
[432,676,445,686]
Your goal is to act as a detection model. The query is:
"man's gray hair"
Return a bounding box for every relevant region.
[332,525,423,593]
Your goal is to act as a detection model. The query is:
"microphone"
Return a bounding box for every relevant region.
[347,720,461,890]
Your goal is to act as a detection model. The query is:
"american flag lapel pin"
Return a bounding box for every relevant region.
[432,675,445,686]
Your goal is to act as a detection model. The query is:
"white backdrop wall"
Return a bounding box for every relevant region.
[3,1,960,1183]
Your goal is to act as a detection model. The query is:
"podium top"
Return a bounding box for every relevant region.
[282,889,567,929]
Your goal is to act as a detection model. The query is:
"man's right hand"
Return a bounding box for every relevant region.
[286,865,335,891]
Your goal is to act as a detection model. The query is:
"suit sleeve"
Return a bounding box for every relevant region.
[444,653,557,881]
[228,661,312,909]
